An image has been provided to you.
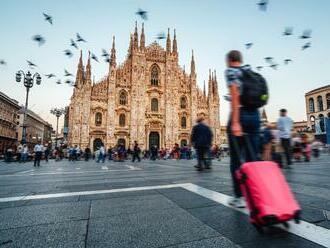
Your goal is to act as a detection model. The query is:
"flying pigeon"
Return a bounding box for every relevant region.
[32,35,46,46]
[70,39,78,49]
[27,60,37,68]
[45,73,56,78]
[76,33,86,42]
[43,13,53,25]
[284,59,292,65]
[156,32,166,40]
[64,69,73,77]
[63,49,73,58]
[245,43,253,49]
[283,27,293,36]
[101,49,109,57]
[55,79,61,84]
[270,64,278,70]
[264,57,274,63]
[256,66,263,71]
[257,0,268,11]
[300,30,312,39]
[91,53,99,62]
[0,60,6,65]
[136,8,148,20]
[302,42,311,50]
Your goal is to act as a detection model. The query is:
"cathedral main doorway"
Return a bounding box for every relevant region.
[149,132,160,150]
[93,138,103,151]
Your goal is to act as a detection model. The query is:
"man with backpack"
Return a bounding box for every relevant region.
[225,50,268,208]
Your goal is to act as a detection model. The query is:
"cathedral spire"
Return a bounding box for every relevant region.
[129,33,133,54]
[203,80,206,97]
[75,50,84,84]
[110,36,116,68]
[86,51,91,83]
[166,28,171,53]
[140,23,145,50]
[208,69,212,99]
[172,29,177,54]
[133,21,139,50]
[190,50,195,76]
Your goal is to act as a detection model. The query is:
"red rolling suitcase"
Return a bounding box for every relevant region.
[236,161,301,231]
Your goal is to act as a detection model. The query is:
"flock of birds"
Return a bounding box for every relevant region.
[0,1,314,86]
[247,0,313,71]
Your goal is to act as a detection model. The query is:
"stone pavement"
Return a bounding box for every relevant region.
[0,155,329,248]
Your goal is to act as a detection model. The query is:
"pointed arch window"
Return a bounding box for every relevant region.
[119,91,127,105]
[119,114,126,127]
[180,96,187,109]
[326,93,330,109]
[95,112,102,126]
[308,98,315,113]
[150,65,160,86]
[317,96,323,111]
[181,116,187,129]
[151,98,159,112]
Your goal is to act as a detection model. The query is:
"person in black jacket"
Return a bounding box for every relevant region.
[191,117,213,171]
[132,141,141,162]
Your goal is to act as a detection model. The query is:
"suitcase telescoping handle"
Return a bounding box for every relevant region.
[231,133,257,164]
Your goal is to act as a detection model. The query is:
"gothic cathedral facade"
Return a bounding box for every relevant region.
[68,24,221,150]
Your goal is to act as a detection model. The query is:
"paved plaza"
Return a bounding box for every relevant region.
[0,156,329,248]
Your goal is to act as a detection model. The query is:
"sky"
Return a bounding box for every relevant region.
[0,0,330,129]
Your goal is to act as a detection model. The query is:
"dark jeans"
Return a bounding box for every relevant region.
[196,146,210,168]
[227,108,260,198]
[132,152,141,162]
[281,138,292,165]
[34,152,42,166]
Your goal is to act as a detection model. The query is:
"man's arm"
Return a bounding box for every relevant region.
[229,83,242,136]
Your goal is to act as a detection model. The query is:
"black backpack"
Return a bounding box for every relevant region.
[240,69,269,109]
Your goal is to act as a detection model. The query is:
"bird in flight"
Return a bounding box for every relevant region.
[257,0,268,11]
[45,73,56,78]
[101,49,109,58]
[245,43,253,49]
[156,32,166,40]
[63,49,73,58]
[43,13,53,25]
[283,27,293,36]
[70,39,78,49]
[270,63,278,70]
[64,69,73,77]
[56,79,61,85]
[136,8,148,20]
[256,66,263,71]
[264,57,274,63]
[32,35,46,46]
[27,60,37,68]
[64,79,74,85]
[0,60,6,65]
[300,30,312,39]
[284,59,292,65]
[76,33,86,42]
[91,53,99,62]
[302,42,311,50]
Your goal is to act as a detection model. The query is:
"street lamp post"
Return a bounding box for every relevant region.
[16,70,41,144]
[50,108,66,148]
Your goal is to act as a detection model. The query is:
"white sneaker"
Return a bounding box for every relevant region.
[228,197,246,208]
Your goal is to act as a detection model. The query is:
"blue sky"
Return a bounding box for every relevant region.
[0,0,329,128]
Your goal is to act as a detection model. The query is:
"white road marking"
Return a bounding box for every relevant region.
[0,183,328,247]
[101,166,109,170]
[124,164,142,170]
[76,167,81,170]
[17,169,34,174]
[56,168,63,171]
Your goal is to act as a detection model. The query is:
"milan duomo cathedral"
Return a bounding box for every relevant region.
[68,23,221,150]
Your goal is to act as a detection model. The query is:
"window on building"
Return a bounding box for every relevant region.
[119,114,126,127]
[95,112,102,126]
[308,98,315,113]
[150,65,160,86]
[119,91,127,105]
[151,98,158,112]
[180,96,187,109]
[181,116,187,129]
[317,96,323,112]
[326,93,330,110]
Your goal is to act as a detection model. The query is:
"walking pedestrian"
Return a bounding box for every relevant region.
[44,144,50,162]
[84,146,91,161]
[132,141,141,162]
[225,50,268,207]
[97,144,106,163]
[21,144,28,163]
[277,109,293,168]
[191,117,213,171]
[33,141,43,167]
[261,122,273,161]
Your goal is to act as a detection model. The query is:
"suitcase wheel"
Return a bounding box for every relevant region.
[282,222,290,229]
[294,211,301,224]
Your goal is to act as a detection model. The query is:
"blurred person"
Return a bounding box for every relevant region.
[277,109,293,168]
[33,140,44,167]
[21,144,29,163]
[191,117,213,171]
[132,141,141,162]
[261,122,273,161]
[84,146,91,161]
[225,50,266,207]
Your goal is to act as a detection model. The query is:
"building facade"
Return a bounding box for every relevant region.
[305,84,330,133]
[0,91,20,155]
[68,24,221,150]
